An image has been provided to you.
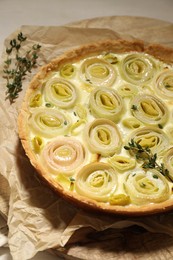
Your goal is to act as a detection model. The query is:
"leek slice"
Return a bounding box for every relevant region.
[120,53,156,85]
[103,53,118,64]
[131,94,168,126]
[29,93,42,108]
[41,137,86,176]
[29,108,70,138]
[89,87,124,122]
[166,127,173,144]
[69,119,86,136]
[60,64,76,79]
[108,155,136,172]
[84,118,122,156]
[124,169,170,205]
[122,117,143,129]
[74,104,87,119]
[32,136,43,153]
[44,77,78,108]
[155,69,173,99]
[127,126,169,155]
[75,162,117,202]
[109,193,130,205]
[79,57,116,87]
[117,84,138,97]
[163,148,173,181]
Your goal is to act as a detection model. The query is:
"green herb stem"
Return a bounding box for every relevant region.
[3,32,41,103]
[124,139,171,182]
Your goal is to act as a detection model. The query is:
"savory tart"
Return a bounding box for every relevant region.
[18,39,173,215]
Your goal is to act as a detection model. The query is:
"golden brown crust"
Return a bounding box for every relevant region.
[18,39,173,216]
[145,43,173,64]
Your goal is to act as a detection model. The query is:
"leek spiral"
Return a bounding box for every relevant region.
[84,118,122,156]
[75,162,117,202]
[163,148,173,181]
[155,69,173,99]
[41,137,86,176]
[120,53,156,85]
[127,126,169,155]
[29,108,70,138]
[124,169,170,205]
[89,87,124,122]
[44,77,78,108]
[131,94,168,126]
[79,57,116,87]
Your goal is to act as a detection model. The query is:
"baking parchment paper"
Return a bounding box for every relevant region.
[0,17,173,260]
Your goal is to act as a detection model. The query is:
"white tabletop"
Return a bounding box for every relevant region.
[0,0,173,259]
[0,0,173,44]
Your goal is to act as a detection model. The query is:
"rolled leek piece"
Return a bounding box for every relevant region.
[89,87,124,122]
[127,126,169,155]
[124,169,170,205]
[154,69,173,99]
[102,52,118,64]
[79,57,116,87]
[29,93,42,108]
[74,104,87,120]
[163,148,173,181]
[60,64,76,79]
[41,137,86,176]
[84,118,122,156]
[122,117,143,129]
[69,119,86,136]
[166,127,173,145]
[29,107,70,138]
[108,155,136,172]
[109,193,130,205]
[119,53,156,85]
[75,162,117,202]
[32,136,44,153]
[117,84,138,97]
[44,77,78,108]
[130,94,168,126]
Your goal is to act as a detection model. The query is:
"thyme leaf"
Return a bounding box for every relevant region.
[3,32,41,103]
[131,105,138,111]
[69,177,75,182]
[124,139,171,181]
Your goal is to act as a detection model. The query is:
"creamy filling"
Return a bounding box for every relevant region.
[27,51,173,206]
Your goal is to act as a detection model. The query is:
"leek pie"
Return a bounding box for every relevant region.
[18,39,173,215]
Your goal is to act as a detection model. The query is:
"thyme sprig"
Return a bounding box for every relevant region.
[124,139,171,181]
[3,32,41,103]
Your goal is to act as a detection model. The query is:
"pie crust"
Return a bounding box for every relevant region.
[18,39,173,215]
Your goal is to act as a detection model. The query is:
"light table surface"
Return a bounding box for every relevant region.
[0,0,173,259]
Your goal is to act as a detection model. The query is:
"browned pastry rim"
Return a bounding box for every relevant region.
[18,39,173,216]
